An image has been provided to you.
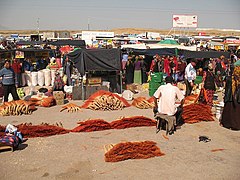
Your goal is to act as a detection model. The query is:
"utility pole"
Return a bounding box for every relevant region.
[37,18,40,40]
[87,17,90,31]
[37,18,40,34]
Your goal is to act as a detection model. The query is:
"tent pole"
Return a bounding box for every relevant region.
[82,73,86,100]
[119,70,123,93]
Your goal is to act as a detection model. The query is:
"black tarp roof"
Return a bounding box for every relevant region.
[179,50,230,59]
[67,48,121,75]
[16,41,46,45]
[0,48,52,53]
[16,40,86,47]
[132,48,177,56]
[48,40,86,47]
[16,48,53,52]
[131,48,230,59]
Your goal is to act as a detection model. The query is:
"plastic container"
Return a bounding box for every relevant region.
[150,72,163,82]
[195,76,203,84]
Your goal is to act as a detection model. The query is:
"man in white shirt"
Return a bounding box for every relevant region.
[184,59,197,96]
[153,76,184,134]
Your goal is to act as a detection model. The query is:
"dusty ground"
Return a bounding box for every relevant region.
[0,91,240,180]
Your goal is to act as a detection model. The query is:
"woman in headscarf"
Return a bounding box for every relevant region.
[202,63,216,106]
[220,65,240,130]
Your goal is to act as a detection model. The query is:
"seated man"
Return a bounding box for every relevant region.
[153,76,184,135]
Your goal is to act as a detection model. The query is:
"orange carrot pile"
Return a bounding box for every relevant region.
[182,103,214,123]
[105,141,165,162]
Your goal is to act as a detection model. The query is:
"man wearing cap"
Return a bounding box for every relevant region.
[0,60,20,102]
[184,59,197,96]
[153,76,185,134]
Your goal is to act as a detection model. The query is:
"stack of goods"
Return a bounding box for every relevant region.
[71,116,156,132]
[184,94,199,106]
[132,97,154,109]
[71,119,111,132]
[104,141,165,162]
[60,103,82,113]
[29,96,56,107]
[182,103,214,123]
[17,123,69,138]
[0,123,69,138]
[53,91,65,105]
[110,116,156,129]
[81,90,130,111]
[0,100,36,116]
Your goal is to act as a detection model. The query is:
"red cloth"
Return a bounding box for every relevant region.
[150,60,155,72]
[55,58,62,68]
[12,62,22,73]
[164,58,170,75]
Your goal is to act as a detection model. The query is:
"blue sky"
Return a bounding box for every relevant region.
[0,0,239,30]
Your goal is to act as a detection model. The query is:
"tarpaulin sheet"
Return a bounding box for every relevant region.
[16,41,46,45]
[48,40,86,47]
[132,48,177,56]
[178,50,230,59]
[132,48,230,59]
[67,48,121,75]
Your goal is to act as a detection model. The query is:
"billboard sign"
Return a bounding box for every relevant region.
[82,31,114,39]
[173,15,198,28]
[82,31,114,45]
[15,51,24,58]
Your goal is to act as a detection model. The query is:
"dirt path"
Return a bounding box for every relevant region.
[0,92,240,180]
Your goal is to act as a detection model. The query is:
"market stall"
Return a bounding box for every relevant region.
[67,48,122,100]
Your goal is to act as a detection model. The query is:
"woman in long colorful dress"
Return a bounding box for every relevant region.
[221,65,240,130]
[202,63,216,106]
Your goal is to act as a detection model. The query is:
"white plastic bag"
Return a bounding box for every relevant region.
[43,69,51,86]
[38,70,45,86]
[51,69,56,86]
[21,73,26,86]
[31,72,38,86]
[5,124,17,134]
[122,90,134,101]
[25,71,32,86]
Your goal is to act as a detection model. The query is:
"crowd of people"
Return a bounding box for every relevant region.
[121,51,240,131]
[0,44,240,131]
[0,52,75,102]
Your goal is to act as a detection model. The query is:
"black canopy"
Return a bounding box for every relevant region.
[131,48,230,59]
[179,50,230,59]
[67,48,121,75]
[16,48,53,52]
[16,40,86,47]
[48,40,86,47]
[16,41,46,46]
[131,48,177,56]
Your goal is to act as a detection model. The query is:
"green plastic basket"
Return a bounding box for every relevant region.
[195,76,203,84]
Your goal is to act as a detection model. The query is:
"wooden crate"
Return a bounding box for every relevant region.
[88,77,102,85]
[72,86,84,100]
[72,85,109,100]
[85,85,108,99]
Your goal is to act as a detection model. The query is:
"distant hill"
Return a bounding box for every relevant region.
[0,28,240,36]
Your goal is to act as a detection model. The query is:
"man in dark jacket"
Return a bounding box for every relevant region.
[0,60,20,102]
